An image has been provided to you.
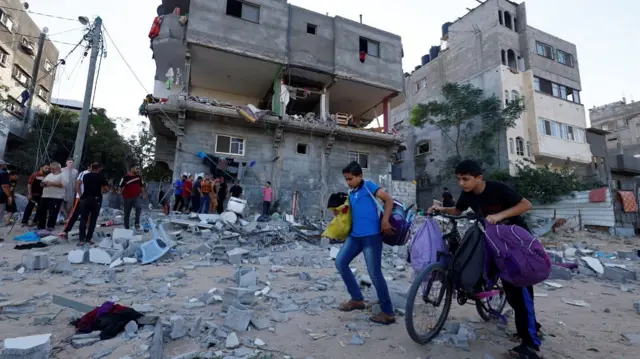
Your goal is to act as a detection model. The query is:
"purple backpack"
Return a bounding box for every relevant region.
[408,218,446,273]
[483,222,551,287]
[364,185,415,246]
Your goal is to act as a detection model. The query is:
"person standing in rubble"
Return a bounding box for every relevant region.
[35,162,66,230]
[173,174,186,212]
[335,161,397,325]
[77,163,109,246]
[182,175,193,212]
[209,177,219,214]
[59,165,91,240]
[229,180,243,199]
[262,181,273,215]
[216,177,228,214]
[199,174,212,213]
[119,166,147,230]
[192,176,202,214]
[0,160,11,224]
[60,159,79,220]
[22,164,49,227]
[3,170,18,225]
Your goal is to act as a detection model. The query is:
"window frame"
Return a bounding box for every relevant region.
[415,141,431,156]
[12,65,30,87]
[515,137,525,156]
[36,85,49,101]
[535,41,554,59]
[348,151,369,169]
[295,142,308,155]
[225,0,261,24]
[215,134,246,156]
[0,46,8,67]
[306,23,317,35]
[556,49,574,67]
[359,36,380,57]
[0,10,13,32]
[44,59,53,72]
[415,78,426,92]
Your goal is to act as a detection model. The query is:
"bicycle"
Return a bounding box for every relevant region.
[405,211,508,345]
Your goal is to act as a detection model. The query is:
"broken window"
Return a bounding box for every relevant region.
[507,49,517,70]
[566,87,580,104]
[415,141,430,155]
[395,149,405,162]
[0,47,8,67]
[501,49,506,65]
[306,23,317,35]
[504,11,512,29]
[536,41,553,59]
[21,37,36,57]
[359,37,380,57]
[226,0,260,23]
[0,10,13,32]
[36,86,49,101]
[557,49,573,67]
[296,143,308,155]
[415,78,426,92]
[215,135,245,156]
[498,10,503,25]
[12,65,29,87]
[516,137,525,156]
[349,151,369,169]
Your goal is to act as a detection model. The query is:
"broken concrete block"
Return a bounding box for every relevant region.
[109,259,124,269]
[21,252,49,271]
[170,315,187,339]
[224,305,253,332]
[183,301,205,309]
[329,247,340,259]
[124,320,138,335]
[254,338,265,347]
[222,287,255,310]
[227,248,249,264]
[123,257,137,264]
[239,270,258,288]
[89,248,112,265]
[193,243,211,254]
[258,256,271,265]
[113,228,134,240]
[634,300,640,315]
[250,316,272,330]
[548,265,572,280]
[604,266,636,283]
[581,257,604,274]
[71,337,99,348]
[51,261,73,275]
[225,332,240,349]
[98,239,113,249]
[40,235,59,246]
[68,249,87,264]
[1,333,52,358]
[188,316,202,338]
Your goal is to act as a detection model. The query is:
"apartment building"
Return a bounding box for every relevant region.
[0,0,59,159]
[146,0,407,216]
[391,0,590,207]
[590,98,640,153]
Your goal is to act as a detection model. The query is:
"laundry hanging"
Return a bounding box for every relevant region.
[165,68,175,90]
[617,191,638,213]
[588,187,607,203]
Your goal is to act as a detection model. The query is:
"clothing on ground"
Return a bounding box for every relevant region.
[42,173,66,199]
[349,180,381,238]
[71,301,143,340]
[119,173,145,199]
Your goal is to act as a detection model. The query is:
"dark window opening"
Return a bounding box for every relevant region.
[296,143,308,154]
[359,37,380,57]
[516,137,525,156]
[416,142,430,155]
[306,23,317,35]
[501,49,506,65]
[513,17,518,32]
[498,10,503,25]
[349,151,369,169]
[507,49,517,70]
[534,76,581,104]
[608,137,618,142]
[543,120,552,136]
[226,0,260,23]
[504,11,512,29]
[557,49,574,67]
[536,41,554,59]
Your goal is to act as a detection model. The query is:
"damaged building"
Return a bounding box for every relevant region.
[145,0,412,216]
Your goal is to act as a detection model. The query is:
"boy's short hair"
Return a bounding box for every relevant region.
[342,161,363,176]
[455,160,483,177]
[443,187,449,191]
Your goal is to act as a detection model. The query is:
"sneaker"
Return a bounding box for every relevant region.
[509,344,542,359]
[369,312,396,325]
[338,300,366,312]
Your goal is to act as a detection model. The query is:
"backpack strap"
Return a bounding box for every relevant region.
[363,181,384,215]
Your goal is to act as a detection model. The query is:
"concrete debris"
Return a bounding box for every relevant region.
[125,320,138,335]
[1,333,51,359]
[225,304,253,332]
[68,249,88,264]
[225,332,240,349]
[581,257,604,274]
[89,248,112,265]
[170,315,188,339]
[634,300,640,315]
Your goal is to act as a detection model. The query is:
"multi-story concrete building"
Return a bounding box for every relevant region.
[589,98,640,154]
[0,0,59,159]
[146,0,409,216]
[391,0,591,207]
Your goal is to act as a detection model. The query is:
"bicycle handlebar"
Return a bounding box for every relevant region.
[428,211,484,221]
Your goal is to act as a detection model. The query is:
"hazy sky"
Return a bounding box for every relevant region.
[23,0,640,136]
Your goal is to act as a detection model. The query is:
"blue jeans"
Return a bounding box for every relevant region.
[335,234,393,314]
[199,195,210,213]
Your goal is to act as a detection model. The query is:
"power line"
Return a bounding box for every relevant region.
[0,29,79,46]
[0,5,78,22]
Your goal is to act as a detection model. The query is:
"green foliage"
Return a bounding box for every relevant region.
[486,161,603,204]
[409,82,525,175]
[124,120,172,182]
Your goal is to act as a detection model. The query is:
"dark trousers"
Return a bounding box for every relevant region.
[35,197,63,230]
[63,199,81,233]
[502,281,542,349]
[21,194,41,224]
[123,197,141,229]
[173,194,184,211]
[191,195,201,214]
[262,201,271,215]
[217,197,226,214]
[79,197,101,242]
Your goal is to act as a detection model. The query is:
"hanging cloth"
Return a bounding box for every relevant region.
[617,191,637,213]
[588,187,607,203]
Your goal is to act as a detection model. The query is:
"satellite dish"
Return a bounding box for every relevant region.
[42,27,49,34]
[22,2,29,10]
[78,16,89,26]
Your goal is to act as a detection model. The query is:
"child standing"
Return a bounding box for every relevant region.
[262,182,273,215]
[335,161,396,325]
[430,159,542,359]
[4,171,18,225]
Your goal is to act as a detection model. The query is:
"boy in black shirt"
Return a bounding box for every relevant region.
[441,187,455,207]
[78,163,109,245]
[430,159,542,359]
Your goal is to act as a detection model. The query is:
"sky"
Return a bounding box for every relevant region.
[22,0,640,137]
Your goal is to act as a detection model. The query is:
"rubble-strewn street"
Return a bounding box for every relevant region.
[0,209,639,359]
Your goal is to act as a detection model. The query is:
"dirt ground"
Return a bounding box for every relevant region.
[0,218,639,359]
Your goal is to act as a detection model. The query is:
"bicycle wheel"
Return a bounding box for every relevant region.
[405,262,453,345]
[475,278,508,322]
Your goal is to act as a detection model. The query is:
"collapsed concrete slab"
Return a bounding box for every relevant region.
[21,252,49,270]
[89,248,112,265]
[1,333,51,359]
[68,249,88,264]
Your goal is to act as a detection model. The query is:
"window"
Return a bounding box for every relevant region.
[20,37,35,56]
[504,11,512,29]
[526,141,531,157]
[556,49,573,67]
[511,90,519,102]
[44,59,53,72]
[533,77,540,91]
[509,138,515,154]
[537,118,586,143]
[415,78,426,92]
[226,0,260,23]
[501,49,506,65]
[415,141,430,155]
[349,151,369,169]
[0,10,13,32]
[0,47,8,67]
[36,86,49,100]
[534,76,581,103]
[215,135,245,156]
[551,83,559,97]
[498,10,503,25]
[513,18,518,32]
[12,65,29,87]
[515,137,525,156]
[296,143,308,155]
[395,149,405,162]
[536,41,553,59]
[306,23,317,35]
[507,49,517,69]
[504,90,509,105]
[359,37,380,57]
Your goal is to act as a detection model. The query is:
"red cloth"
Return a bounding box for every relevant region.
[588,187,607,203]
[617,191,638,213]
[182,180,192,198]
[120,173,144,199]
[74,303,129,333]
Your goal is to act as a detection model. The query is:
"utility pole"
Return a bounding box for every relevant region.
[23,29,47,136]
[72,16,102,170]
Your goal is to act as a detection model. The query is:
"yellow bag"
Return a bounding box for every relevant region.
[321,200,351,241]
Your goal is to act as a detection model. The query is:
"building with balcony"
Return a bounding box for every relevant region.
[146,0,406,216]
[589,98,640,155]
[0,0,59,160]
[390,0,591,207]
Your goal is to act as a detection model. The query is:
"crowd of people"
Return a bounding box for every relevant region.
[172,174,244,214]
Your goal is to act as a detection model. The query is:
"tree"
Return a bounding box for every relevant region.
[123,119,172,182]
[409,83,525,175]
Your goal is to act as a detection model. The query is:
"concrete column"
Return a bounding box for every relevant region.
[383,98,389,132]
[320,93,327,121]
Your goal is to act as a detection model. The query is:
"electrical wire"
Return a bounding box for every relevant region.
[0,29,79,46]
[0,5,79,22]
[90,30,105,109]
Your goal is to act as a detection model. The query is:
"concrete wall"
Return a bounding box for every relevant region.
[288,5,334,74]
[585,130,610,183]
[526,26,581,91]
[590,100,640,151]
[529,189,614,228]
[170,117,393,217]
[390,180,417,208]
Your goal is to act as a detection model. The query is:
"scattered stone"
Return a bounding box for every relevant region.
[225,304,253,332]
[68,249,87,264]
[254,338,265,347]
[299,272,312,281]
[83,277,105,286]
[89,248,112,265]
[109,258,124,269]
[184,301,206,309]
[238,270,258,288]
[349,334,365,345]
[258,256,270,265]
[123,257,138,264]
[2,333,52,358]
[124,320,138,335]
[21,252,49,271]
[188,316,202,338]
[622,333,640,345]
[71,337,100,348]
[581,257,604,274]
[132,304,155,313]
[604,266,636,283]
[225,332,240,349]
[51,261,73,274]
[329,247,340,259]
[250,315,272,330]
[170,315,187,339]
[548,265,572,280]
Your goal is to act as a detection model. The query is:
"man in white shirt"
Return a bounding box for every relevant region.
[60,165,90,239]
[60,159,79,218]
[34,162,66,230]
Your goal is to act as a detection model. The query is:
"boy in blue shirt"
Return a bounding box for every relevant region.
[335,161,396,325]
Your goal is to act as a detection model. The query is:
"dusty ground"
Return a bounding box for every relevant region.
[0,215,639,359]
